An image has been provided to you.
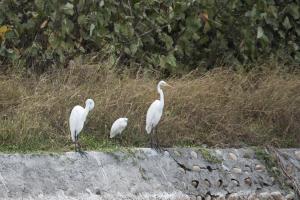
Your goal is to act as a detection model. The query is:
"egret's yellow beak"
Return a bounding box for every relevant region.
[165,83,174,88]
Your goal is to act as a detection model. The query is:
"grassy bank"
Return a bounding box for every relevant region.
[0,62,300,152]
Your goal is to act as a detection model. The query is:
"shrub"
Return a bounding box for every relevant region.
[0,0,299,73]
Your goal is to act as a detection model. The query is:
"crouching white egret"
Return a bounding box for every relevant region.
[69,99,95,152]
[146,80,172,149]
[110,118,128,144]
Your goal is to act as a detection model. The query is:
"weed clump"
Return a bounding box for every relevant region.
[198,148,222,164]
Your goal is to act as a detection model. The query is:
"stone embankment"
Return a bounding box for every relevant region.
[0,148,299,200]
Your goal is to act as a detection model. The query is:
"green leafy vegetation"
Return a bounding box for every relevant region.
[253,147,289,190]
[0,0,299,73]
[254,147,279,176]
[198,147,222,163]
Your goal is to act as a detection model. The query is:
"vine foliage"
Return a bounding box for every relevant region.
[0,0,299,73]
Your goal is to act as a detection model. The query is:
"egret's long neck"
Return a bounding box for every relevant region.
[83,107,89,119]
[157,84,164,106]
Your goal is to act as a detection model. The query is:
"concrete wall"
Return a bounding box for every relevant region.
[0,148,299,200]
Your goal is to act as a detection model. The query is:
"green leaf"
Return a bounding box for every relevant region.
[119,23,134,37]
[159,33,173,50]
[294,52,300,62]
[295,28,300,36]
[290,42,299,51]
[267,5,278,18]
[130,44,138,55]
[62,2,74,16]
[257,26,264,39]
[130,40,140,55]
[287,4,299,19]
[204,22,210,33]
[114,24,121,33]
[78,0,86,11]
[99,0,104,7]
[49,33,60,48]
[192,33,200,41]
[278,30,285,38]
[78,15,87,25]
[186,16,201,30]
[89,24,95,36]
[159,55,166,68]
[166,53,176,67]
[264,16,278,30]
[282,17,292,30]
[62,19,74,35]
[34,0,44,10]
[198,35,209,45]
[124,47,131,55]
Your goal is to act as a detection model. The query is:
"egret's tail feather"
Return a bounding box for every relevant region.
[145,125,152,134]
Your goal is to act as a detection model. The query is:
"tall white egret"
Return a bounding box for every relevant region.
[69,99,95,152]
[110,118,128,139]
[146,80,172,148]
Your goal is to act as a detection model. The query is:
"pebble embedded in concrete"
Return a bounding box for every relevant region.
[191,151,198,159]
[192,165,201,172]
[164,151,170,157]
[190,196,197,200]
[231,179,239,186]
[205,194,212,200]
[286,192,295,200]
[191,180,199,188]
[196,196,202,200]
[228,153,237,160]
[271,191,284,200]
[204,179,210,187]
[255,164,265,172]
[231,167,242,174]
[228,193,238,200]
[259,192,271,199]
[216,195,225,200]
[244,177,252,186]
[248,193,258,200]
[179,167,185,173]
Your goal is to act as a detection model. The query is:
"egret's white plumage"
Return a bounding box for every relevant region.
[146,99,163,134]
[110,118,128,138]
[145,81,172,137]
[69,99,94,150]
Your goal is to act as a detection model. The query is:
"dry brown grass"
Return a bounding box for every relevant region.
[0,62,300,152]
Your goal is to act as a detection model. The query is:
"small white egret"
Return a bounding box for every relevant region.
[69,99,95,152]
[110,118,128,139]
[146,80,172,148]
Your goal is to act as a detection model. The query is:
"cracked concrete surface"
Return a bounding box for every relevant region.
[0,148,298,200]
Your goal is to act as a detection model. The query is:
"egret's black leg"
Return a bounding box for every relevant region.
[150,131,154,149]
[154,127,163,153]
[77,142,87,157]
[118,135,123,146]
[113,137,117,145]
[75,134,87,157]
[74,131,78,152]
